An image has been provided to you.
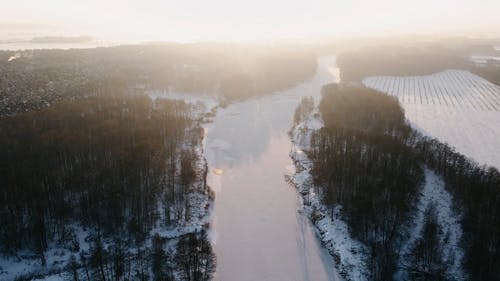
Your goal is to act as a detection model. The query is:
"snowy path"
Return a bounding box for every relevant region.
[205,57,341,281]
[363,70,500,168]
[396,169,465,280]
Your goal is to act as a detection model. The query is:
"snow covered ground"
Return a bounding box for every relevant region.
[148,89,219,115]
[0,225,92,281]
[363,70,500,168]
[289,110,369,281]
[396,169,466,281]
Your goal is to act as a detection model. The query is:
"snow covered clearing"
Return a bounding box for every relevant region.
[290,110,369,281]
[396,169,466,281]
[363,70,500,168]
[0,224,92,281]
[148,89,219,115]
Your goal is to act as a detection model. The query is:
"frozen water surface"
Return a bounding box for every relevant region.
[205,57,341,281]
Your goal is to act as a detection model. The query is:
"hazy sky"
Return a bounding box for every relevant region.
[1,0,500,42]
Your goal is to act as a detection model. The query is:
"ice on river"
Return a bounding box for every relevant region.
[204,56,341,281]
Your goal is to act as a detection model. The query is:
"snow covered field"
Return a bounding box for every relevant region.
[363,70,500,168]
[148,90,219,115]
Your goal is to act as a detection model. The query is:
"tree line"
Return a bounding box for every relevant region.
[336,47,466,82]
[336,44,500,87]
[309,85,423,280]
[305,84,499,280]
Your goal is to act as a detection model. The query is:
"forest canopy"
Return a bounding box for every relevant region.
[0,43,316,116]
[309,84,423,279]
[306,83,500,280]
[0,94,215,280]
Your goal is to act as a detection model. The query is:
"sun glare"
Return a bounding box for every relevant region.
[1,0,500,42]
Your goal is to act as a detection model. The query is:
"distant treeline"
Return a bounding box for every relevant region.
[471,64,500,86]
[0,43,317,116]
[305,84,499,280]
[337,44,500,87]
[0,94,215,280]
[337,46,467,82]
[29,36,94,43]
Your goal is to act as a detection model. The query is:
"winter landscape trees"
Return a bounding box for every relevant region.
[304,83,499,280]
[308,85,423,279]
[403,204,448,280]
[1,39,498,281]
[0,93,215,280]
[415,134,500,280]
[0,42,317,280]
[0,44,316,116]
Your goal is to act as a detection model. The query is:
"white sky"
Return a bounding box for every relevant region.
[1,0,500,42]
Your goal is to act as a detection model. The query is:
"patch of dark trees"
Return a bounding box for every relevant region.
[308,85,424,280]
[336,44,500,87]
[0,94,215,280]
[0,43,316,116]
[336,46,467,82]
[305,84,499,280]
[471,63,500,86]
[414,132,500,280]
[70,231,215,281]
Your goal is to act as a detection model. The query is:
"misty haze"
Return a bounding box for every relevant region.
[0,1,499,281]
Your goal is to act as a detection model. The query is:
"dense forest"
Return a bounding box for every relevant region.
[308,85,424,280]
[0,94,215,280]
[0,43,316,116]
[304,84,499,280]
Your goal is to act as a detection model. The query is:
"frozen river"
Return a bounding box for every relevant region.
[204,56,340,281]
